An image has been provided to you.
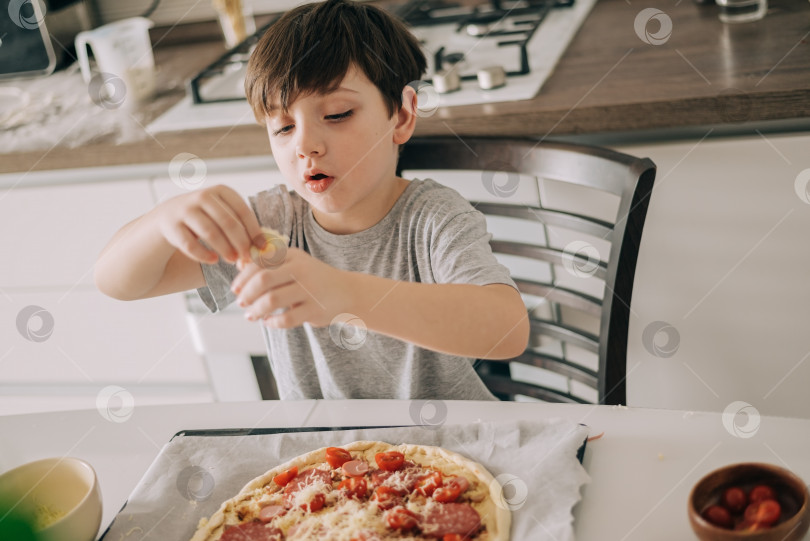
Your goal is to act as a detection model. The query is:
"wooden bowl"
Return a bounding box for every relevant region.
[688,463,810,541]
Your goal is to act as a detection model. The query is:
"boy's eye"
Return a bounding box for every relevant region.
[272,124,293,136]
[326,110,353,121]
[271,110,353,136]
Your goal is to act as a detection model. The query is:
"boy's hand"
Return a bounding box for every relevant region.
[231,248,352,328]
[155,185,266,264]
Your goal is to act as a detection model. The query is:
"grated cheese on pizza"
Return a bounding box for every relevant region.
[189,441,510,541]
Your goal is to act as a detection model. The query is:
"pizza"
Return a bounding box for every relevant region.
[189,441,511,541]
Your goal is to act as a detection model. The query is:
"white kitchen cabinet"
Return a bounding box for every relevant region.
[0,288,207,384]
[0,180,153,289]
[0,176,212,414]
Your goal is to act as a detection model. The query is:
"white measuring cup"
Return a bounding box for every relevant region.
[75,17,156,108]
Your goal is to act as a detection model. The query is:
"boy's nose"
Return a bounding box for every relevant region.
[295,128,325,158]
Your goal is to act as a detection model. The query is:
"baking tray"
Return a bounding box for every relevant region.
[98,422,589,541]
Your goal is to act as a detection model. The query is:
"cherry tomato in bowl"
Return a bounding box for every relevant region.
[688,463,810,541]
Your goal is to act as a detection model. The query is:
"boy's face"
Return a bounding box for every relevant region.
[265,65,416,233]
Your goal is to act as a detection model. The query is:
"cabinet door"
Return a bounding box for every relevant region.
[0,288,207,384]
[0,180,154,289]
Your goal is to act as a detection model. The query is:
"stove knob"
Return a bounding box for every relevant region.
[477,66,506,90]
[466,23,489,36]
[433,68,461,94]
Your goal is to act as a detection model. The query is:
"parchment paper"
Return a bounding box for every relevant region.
[99,420,590,541]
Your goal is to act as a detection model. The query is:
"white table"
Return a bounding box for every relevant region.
[1,400,809,540]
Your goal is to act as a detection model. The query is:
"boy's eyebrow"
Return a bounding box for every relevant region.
[266,86,361,114]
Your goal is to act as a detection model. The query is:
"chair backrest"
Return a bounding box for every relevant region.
[397,137,656,405]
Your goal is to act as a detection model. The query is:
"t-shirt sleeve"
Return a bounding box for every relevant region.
[431,206,517,289]
[196,185,293,313]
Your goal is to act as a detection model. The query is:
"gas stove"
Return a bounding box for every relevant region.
[148,0,595,133]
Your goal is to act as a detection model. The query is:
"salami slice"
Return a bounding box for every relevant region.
[282,468,332,509]
[219,521,284,540]
[421,503,482,538]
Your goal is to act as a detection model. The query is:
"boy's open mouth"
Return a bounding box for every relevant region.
[306,172,335,194]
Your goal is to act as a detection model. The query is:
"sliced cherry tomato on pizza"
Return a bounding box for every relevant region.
[434,484,463,503]
[375,451,405,472]
[749,485,776,504]
[272,466,298,487]
[415,470,443,497]
[744,499,781,526]
[372,486,403,510]
[338,477,368,500]
[443,535,465,541]
[301,492,326,513]
[326,447,353,469]
[433,476,470,503]
[385,506,419,531]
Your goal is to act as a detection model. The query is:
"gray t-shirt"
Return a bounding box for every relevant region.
[197,178,516,400]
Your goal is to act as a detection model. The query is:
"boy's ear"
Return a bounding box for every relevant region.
[393,84,419,145]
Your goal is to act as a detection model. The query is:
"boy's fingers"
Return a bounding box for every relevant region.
[174,225,219,264]
[200,196,253,262]
[244,283,305,319]
[217,188,266,256]
[262,302,306,329]
[236,270,295,308]
[185,210,238,263]
[231,261,262,296]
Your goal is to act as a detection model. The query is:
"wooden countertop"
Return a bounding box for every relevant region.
[3,0,809,175]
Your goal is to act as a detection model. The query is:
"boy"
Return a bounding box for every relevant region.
[94,0,529,400]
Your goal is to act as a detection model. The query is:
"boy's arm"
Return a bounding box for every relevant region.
[94,185,265,301]
[345,274,529,360]
[232,249,529,360]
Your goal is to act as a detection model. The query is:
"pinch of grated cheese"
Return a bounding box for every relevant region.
[249,227,287,264]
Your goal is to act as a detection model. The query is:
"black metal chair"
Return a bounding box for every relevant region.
[396,137,657,405]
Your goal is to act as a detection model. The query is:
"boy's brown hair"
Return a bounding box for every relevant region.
[245,0,427,123]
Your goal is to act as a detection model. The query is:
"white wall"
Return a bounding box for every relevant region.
[613,132,810,419]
